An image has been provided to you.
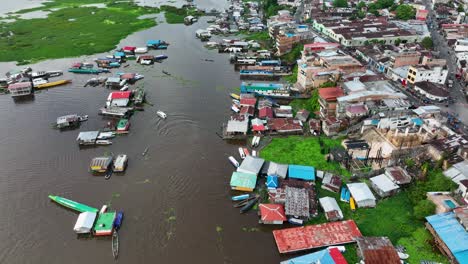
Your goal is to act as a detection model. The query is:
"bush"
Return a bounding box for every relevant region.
[413,200,436,220]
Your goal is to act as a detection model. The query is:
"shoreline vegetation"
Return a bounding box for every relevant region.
[0,1,202,64]
[260,136,455,263]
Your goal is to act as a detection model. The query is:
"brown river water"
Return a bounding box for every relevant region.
[0,4,287,263]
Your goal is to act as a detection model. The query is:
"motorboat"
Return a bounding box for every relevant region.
[97,132,115,140]
[238,147,246,159]
[231,104,240,113]
[228,156,239,167]
[112,154,128,172]
[96,140,112,145]
[156,110,167,119]
[112,230,119,259]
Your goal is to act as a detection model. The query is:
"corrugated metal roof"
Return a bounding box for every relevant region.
[273,220,362,253]
[370,174,399,193]
[237,156,264,175]
[230,171,257,190]
[280,248,338,264]
[426,212,468,264]
[347,183,376,204]
[288,165,315,181]
[259,203,286,222]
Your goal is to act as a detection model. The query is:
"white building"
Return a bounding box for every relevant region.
[347,183,377,208]
[407,65,448,85]
[370,174,400,198]
[454,38,468,52]
[414,81,449,102]
[319,197,343,221]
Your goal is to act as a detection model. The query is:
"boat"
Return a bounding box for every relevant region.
[162,70,171,76]
[55,114,88,129]
[231,194,251,201]
[32,78,48,87]
[243,148,250,157]
[232,99,240,105]
[288,218,304,225]
[254,136,260,147]
[79,115,89,122]
[46,70,63,77]
[120,85,129,91]
[228,156,240,167]
[340,186,350,203]
[230,93,240,100]
[156,110,167,119]
[238,147,246,159]
[251,136,257,147]
[135,47,148,54]
[116,118,130,133]
[142,146,149,156]
[154,55,168,61]
[252,150,257,157]
[68,68,108,74]
[231,104,240,113]
[36,79,71,89]
[97,132,115,140]
[397,252,409,260]
[48,195,99,213]
[112,230,119,259]
[112,154,128,172]
[8,82,33,98]
[350,197,356,211]
[240,196,259,214]
[96,140,112,145]
[105,169,113,180]
[90,156,113,173]
[113,211,124,230]
[233,196,257,208]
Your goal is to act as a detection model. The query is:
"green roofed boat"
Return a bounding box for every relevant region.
[48,195,99,213]
[68,68,109,74]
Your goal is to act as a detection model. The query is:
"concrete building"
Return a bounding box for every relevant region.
[407,65,448,85]
[414,81,449,102]
[318,87,344,118]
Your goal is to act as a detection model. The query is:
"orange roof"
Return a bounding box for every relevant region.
[318,87,344,101]
[259,204,287,222]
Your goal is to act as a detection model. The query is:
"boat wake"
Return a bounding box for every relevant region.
[153,113,200,136]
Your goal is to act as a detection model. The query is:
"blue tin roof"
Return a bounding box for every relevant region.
[371,119,379,125]
[114,52,125,57]
[266,175,279,188]
[426,212,468,264]
[288,165,315,181]
[280,248,335,264]
[412,118,423,126]
[147,40,162,45]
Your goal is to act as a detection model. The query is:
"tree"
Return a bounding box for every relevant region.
[357,10,366,19]
[395,4,416,20]
[333,0,348,8]
[457,5,464,12]
[421,37,433,49]
[413,200,436,220]
[319,81,337,88]
[357,1,366,9]
[395,38,402,46]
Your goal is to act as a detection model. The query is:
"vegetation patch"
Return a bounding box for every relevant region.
[160,5,203,24]
[289,89,319,114]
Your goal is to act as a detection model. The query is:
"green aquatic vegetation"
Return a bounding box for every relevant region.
[216,226,223,232]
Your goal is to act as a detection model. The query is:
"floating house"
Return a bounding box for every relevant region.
[237,156,265,176]
[99,107,130,118]
[73,212,97,234]
[230,171,257,192]
[116,118,130,133]
[370,174,400,198]
[280,248,348,264]
[8,82,32,97]
[105,77,122,89]
[137,55,155,65]
[107,91,131,107]
[259,203,287,225]
[240,82,290,97]
[94,211,117,236]
[225,115,249,137]
[347,183,376,208]
[319,197,343,222]
[122,46,136,54]
[76,131,100,145]
[356,237,401,264]
[288,165,315,181]
[90,156,113,173]
[273,220,362,253]
[56,114,83,129]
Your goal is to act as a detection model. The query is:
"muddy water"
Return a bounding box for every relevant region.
[0,5,285,264]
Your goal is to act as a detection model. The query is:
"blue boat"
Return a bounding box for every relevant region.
[156,45,168,50]
[340,186,350,203]
[113,211,124,230]
[154,55,168,61]
[147,40,169,49]
[109,62,121,68]
[231,194,250,201]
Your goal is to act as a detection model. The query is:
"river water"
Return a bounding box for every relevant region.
[0,1,288,263]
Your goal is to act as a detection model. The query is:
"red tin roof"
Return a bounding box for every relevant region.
[259,204,287,222]
[110,91,131,99]
[259,107,274,118]
[329,248,348,264]
[240,97,257,106]
[123,46,136,51]
[273,220,362,253]
[318,87,344,101]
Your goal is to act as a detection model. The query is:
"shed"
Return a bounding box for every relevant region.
[296,109,310,122]
[347,183,376,208]
[285,186,309,218]
[259,203,287,224]
[76,131,100,145]
[288,165,315,181]
[319,197,343,222]
[266,175,279,189]
[370,174,400,198]
[251,118,266,132]
[267,162,288,179]
[73,212,97,234]
[90,156,113,173]
[356,237,400,264]
[280,248,348,264]
[322,173,342,193]
[230,171,257,192]
[237,156,264,176]
[385,166,411,185]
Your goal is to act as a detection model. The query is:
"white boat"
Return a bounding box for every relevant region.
[252,150,257,157]
[120,85,129,91]
[79,115,89,122]
[134,74,144,80]
[238,147,246,159]
[251,136,257,147]
[32,78,48,87]
[156,110,167,119]
[97,132,115,140]
[135,47,148,54]
[288,218,303,225]
[96,140,112,145]
[112,154,128,172]
[231,105,240,113]
[228,156,240,167]
[397,252,409,260]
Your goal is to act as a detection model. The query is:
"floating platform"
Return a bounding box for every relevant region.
[94,211,117,236]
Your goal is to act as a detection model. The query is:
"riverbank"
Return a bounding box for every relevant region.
[259,136,455,263]
[0,1,203,64]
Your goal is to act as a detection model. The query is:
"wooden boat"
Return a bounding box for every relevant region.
[228,156,239,167]
[142,146,149,156]
[234,195,257,208]
[112,230,119,259]
[288,218,304,225]
[230,93,240,100]
[68,68,107,74]
[36,79,71,89]
[231,104,240,113]
[350,197,356,211]
[240,196,259,213]
[154,54,168,61]
[231,194,251,201]
[48,195,99,213]
[156,110,167,119]
[96,140,112,145]
[243,148,250,157]
[113,211,124,230]
[238,147,246,159]
[232,99,240,106]
[105,169,113,180]
[162,70,171,76]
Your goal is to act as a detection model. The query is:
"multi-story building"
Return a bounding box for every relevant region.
[407,65,448,85]
[275,25,315,55]
[318,87,344,118]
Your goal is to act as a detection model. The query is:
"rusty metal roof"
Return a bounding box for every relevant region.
[273,220,362,253]
[356,237,400,264]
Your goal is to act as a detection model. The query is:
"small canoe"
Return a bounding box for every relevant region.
[238,147,246,159]
[232,99,240,105]
[251,136,257,147]
[350,197,356,211]
[231,105,240,113]
[288,218,304,225]
[162,70,171,76]
[228,156,239,168]
[240,196,259,214]
[112,230,119,259]
[96,140,112,145]
[254,136,260,147]
[231,194,251,201]
[113,211,124,230]
[154,55,168,61]
[36,79,71,89]
[230,93,240,100]
[48,195,98,213]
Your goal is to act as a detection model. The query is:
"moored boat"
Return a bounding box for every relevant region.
[238,147,246,159]
[350,197,356,211]
[231,194,251,201]
[48,195,99,213]
[36,79,71,89]
[96,140,113,145]
[116,118,130,133]
[288,217,304,225]
[154,55,168,61]
[113,211,124,230]
[243,148,250,157]
[231,104,240,113]
[230,93,240,100]
[228,156,239,167]
[156,110,167,119]
[240,196,259,214]
[112,154,128,172]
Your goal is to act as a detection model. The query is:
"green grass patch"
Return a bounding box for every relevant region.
[260,136,349,176]
[289,89,319,114]
[280,43,303,63]
[398,228,448,264]
[283,64,297,84]
[1,2,160,63]
[160,5,203,24]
